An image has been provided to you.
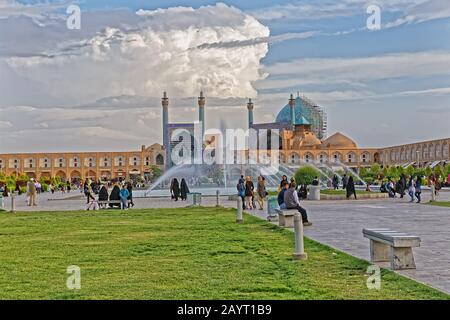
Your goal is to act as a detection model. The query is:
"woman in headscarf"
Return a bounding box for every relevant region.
[127,182,134,208]
[415,176,422,203]
[109,183,121,208]
[98,185,109,209]
[180,178,190,201]
[172,178,181,201]
[346,176,357,200]
[279,175,288,190]
[407,176,416,202]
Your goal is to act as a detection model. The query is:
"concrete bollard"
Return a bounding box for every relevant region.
[236,197,243,223]
[293,213,307,260]
[430,184,436,202]
[216,189,220,207]
[307,185,321,201]
[11,193,16,213]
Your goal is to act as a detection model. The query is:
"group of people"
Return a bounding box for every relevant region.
[331,174,358,200]
[277,176,312,226]
[85,180,134,210]
[169,178,190,201]
[236,174,312,226]
[381,174,427,203]
[236,175,268,211]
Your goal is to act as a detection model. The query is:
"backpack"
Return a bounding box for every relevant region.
[236,182,245,196]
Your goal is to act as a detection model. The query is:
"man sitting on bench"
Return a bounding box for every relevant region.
[277,181,289,209]
[284,182,312,226]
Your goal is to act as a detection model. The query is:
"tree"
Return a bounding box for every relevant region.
[370,163,381,176]
[149,165,162,181]
[294,166,321,186]
[387,166,399,180]
[444,164,450,176]
[406,165,415,177]
[434,165,444,179]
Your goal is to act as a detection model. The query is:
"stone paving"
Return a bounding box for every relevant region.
[2,189,450,294]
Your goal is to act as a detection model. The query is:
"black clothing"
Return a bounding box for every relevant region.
[346,177,357,199]
[171,179,181,201]
[180,179,190,201]
[109,185,121,208]
[127,184,134,208]
[98,186,109,201]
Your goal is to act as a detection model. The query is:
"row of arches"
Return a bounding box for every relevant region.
[0,154,165,170]
[383,141,449,163]
[281,151,373,165]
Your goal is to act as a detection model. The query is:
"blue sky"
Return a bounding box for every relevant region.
[0,0,449,152]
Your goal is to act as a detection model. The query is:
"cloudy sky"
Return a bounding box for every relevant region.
[0,0,449,153]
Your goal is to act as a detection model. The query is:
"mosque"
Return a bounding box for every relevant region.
[162,91,382,174]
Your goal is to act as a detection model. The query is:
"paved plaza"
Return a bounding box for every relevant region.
[2,189,450,294]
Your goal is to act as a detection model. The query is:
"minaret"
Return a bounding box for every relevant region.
[198,91,206,140]
[289,93,296,129]
[247,98,254,128]
[162,92,169,168]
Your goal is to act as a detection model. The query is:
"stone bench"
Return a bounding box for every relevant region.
[363,228,421,270]
[97,200,122,209]
[275,209,297,228]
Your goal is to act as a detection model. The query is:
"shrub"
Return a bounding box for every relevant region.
[294,166,321,186]
[41,183,49,192]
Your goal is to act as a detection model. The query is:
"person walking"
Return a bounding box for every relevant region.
[332,174,339,190]
[236,176,245,210]
[180,178,190,201]
[35,180,41,194]
[415,176,422,203]
[346,176,357,200]
[172,178,181,201]
[27,178,37,206]
[398,173,407,198]
[244,176,254,210]
[85,182,95,204]
[119,184,130,210]
[256,176,267,210]
[284,182,312,226]
[342,174,348,190]
[127,182,134,208]
[408,176,416,202]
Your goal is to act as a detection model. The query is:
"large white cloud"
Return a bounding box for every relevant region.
[1,3,269,107]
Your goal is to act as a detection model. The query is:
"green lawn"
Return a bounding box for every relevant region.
[0,207,447,300]
[429,202,450,208]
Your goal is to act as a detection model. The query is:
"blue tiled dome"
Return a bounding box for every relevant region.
[276,97,310,125]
